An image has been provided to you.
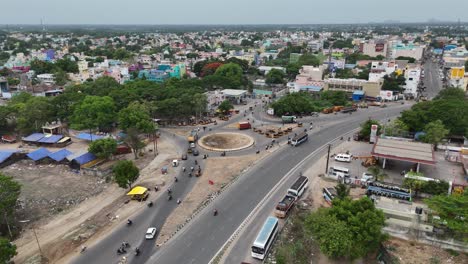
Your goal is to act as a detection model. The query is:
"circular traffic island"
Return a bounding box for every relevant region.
[198,132,255,152]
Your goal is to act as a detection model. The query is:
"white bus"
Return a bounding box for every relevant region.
[287,176,309,198]
[291,132,308,146]
[251,216,279,260]
[329,166,350,178]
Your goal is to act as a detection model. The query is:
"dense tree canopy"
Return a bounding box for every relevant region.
[0,237,17,263]
[71,96,116,132]
[305,197,387,259]
[425,191,468,241]
[118,102,155,133]
[400,88,468,136]
[88,138,118,159]
[265,68,285,84]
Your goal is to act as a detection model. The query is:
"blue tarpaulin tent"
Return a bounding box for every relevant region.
[73,152,97,165]
[38,134,63,144]
[0,150,18,164]
[27,148,51,161]
[48,149,72,162]
[23,133,45,142]
[76,133,105,141]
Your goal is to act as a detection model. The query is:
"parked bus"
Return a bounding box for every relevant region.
[251,216,279,260]
[328,166,350,178]
[287,176,309,198]
[291,132,308,146]
[322,187,337,204]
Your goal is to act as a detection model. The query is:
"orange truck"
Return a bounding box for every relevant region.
[237,121,251,130]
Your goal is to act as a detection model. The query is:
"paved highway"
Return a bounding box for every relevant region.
[146,104,410,264]
[423,59,443,99]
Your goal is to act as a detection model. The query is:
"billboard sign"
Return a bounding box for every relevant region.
[380,90,394,101]
[267,108,274,115]
[370,125,378,143]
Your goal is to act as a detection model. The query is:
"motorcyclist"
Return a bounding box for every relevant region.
[213,209,218,216]
[127,219,132,225]
[174,177,178,182]
[135,247,140,256]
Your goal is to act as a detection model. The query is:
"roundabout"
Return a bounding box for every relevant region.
[198,132,255,152]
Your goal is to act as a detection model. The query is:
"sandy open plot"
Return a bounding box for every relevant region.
[199,132,254,151]
[155,153,266,245]
[12,137,179,264]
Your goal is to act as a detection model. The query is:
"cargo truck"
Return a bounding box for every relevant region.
[274,194,296,218]
[281,115,297,123]
[237,121,251,130]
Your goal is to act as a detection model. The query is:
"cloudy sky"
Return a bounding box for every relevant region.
[1,0,468,24]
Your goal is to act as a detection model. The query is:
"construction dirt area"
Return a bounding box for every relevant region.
[11,137,181,264]
[156,152,266,245]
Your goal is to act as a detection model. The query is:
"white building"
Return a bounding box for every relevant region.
[36,74,55,85]
[403,68,421,97]
[359,40,388,58]
[307,40,322,52]
[389,42,425,60]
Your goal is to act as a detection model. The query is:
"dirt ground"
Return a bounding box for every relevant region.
[12,137,180,264]
[155,153,266,245]
[200,133,252,149]
[384,238,468,264]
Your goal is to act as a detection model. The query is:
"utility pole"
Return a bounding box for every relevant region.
[325,144,331,174]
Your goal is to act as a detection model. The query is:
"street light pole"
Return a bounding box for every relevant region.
[325,144,331,174]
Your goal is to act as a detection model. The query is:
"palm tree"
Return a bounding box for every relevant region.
[367,166,388,182]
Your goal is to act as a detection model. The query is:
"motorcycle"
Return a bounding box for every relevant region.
[168,195,173,201]
[213,209,218,216]
[127,220,132,226]
[148,201,153,207]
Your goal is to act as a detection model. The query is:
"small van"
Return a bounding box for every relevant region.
[334,153,352,163]
[329,166,350,178]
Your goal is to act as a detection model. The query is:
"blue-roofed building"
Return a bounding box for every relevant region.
[69,152,97,170]
[48,149,72,162]
[23,133,45,143]
[76,133,105,141]
[0,150,22,168]
[38,134,63,144]
[27,148,52,162]
[352,90,365,101]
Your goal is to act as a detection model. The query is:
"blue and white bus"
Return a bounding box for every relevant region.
[251,216,279,260]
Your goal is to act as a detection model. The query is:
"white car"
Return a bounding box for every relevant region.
[334,154,352,163]
[145,227,157,239]
[361,172,374,183]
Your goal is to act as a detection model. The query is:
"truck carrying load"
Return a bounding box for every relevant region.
[281,115,297,123]
[187,130,198,143]
[288,176,309,197]
[274,194,296,218]
[341,106,357,113]
[237,121,251,130]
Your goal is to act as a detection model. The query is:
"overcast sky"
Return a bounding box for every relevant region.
[2,0,468,24]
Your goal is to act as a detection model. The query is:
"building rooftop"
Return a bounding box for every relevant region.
[371,137,436,165]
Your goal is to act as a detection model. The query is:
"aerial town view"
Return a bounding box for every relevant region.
[0,1,467,264]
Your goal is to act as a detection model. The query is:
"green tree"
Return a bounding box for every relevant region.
[53,69,69,86]
[265,68,285,84]
[383,118,409,137]
[217,100,233,114]
[433,87,466,100]
[113,160,139,189]
[359,119,381,141]
[215,62,243,80]
[335,183,350,200]
[297,53,320,67]
[423,120,449,148]
[368,166,388,182]
[0,173,21,237]
[425,192,468,241]
[6,77,19,86]
[395,56,416,63]
[16,97,54,135]
[118,102,155,133]
[88,138,117,159]
[271,92,317,116]
[320,90,348,106]
[71,96,116,132]
[285,63,301,79]
[125,128,146,159]
[0,237,17,263]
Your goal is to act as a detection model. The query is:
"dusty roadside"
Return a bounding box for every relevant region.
[14,137,180,264]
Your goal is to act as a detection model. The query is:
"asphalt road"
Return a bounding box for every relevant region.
[423,59,443,99]
[71,132,200,264]
[146,104,410,264]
